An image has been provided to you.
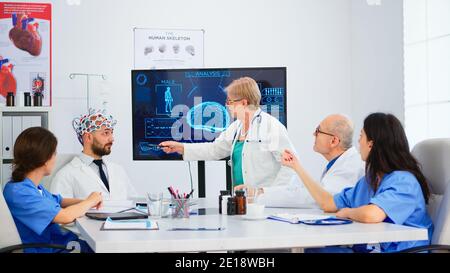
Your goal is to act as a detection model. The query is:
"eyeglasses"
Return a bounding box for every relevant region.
[225,98,243,105]
[314,126,335,137]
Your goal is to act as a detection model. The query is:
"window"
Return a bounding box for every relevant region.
[404,0,450,147]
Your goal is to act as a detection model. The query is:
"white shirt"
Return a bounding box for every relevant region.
[78,152,109,181]
[257,147,365,208]
[50,154,138,200]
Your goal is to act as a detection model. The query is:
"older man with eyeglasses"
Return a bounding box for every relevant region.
[239,114,365,208]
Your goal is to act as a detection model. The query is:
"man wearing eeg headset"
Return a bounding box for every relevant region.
[51,109,137,200]
[160,77,296,190]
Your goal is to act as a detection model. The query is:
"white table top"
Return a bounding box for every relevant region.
[76,202,428,253]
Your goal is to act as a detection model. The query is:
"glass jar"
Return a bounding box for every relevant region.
[227,197,236,215]
[6,92,14,106]
[235,190,246,215]
[24,92,31,106]
[33,92,43,106]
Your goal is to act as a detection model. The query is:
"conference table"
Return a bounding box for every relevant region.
[75,199,428,253]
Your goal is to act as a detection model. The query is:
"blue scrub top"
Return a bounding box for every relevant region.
[3,178,78,253]
[333,171,433,253]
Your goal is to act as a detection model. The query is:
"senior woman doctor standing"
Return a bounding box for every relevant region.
[160,77,295,188]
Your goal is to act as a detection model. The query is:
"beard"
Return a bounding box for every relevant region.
[92,139,112,157]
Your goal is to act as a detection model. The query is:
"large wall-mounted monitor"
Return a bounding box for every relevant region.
[132,67,286,160]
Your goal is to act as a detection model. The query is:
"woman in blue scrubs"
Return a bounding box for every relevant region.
[281,112,433,253]
[3,127,103,253]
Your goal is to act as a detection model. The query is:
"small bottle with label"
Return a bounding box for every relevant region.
[33,92,43,106]
[219,190,230,214]
[24,92,31,106]
[6,92,14,106]
[235,190,246,215]
[221,194,231,215]
[227,197,236,215]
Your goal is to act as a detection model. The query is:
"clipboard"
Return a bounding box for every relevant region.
[299,218,353,225]
[268,213,353,225]
[100,218,159,231]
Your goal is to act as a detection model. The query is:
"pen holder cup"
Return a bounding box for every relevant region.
[171,198,191,218]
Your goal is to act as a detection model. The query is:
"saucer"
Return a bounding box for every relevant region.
[241,214,267,221]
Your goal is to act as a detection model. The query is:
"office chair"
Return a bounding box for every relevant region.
[399,138,450,253]
[0,191,76,253]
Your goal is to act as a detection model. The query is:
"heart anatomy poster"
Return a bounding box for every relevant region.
[134,28,204,69]
[0,2,51,106]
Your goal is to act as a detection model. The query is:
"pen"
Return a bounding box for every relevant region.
[115,207,147,215]
[115,207,135,213]
[168,227,225,231]
[186,189,194,199]
[167,187,175,198]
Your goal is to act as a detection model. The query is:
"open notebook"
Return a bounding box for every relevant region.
[101,217,159,230]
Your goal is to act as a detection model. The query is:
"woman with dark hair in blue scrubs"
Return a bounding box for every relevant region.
[3,127,103,253]
[281,112,433,253]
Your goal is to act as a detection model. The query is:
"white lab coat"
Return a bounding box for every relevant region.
[50,155,138,200]
[257,146,365,208]
[183,108,295,188]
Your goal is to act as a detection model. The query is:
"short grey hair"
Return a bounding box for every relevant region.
[226,77,261,107]
[328,114,354,150]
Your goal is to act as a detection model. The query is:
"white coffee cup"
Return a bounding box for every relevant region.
[246,203,265,219]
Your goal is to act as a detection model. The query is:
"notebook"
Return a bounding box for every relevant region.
[267,213,329,224]
[100,217,159,230]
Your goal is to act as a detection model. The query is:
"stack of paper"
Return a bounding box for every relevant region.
[268,213,329,224]
[102,217,159,230]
